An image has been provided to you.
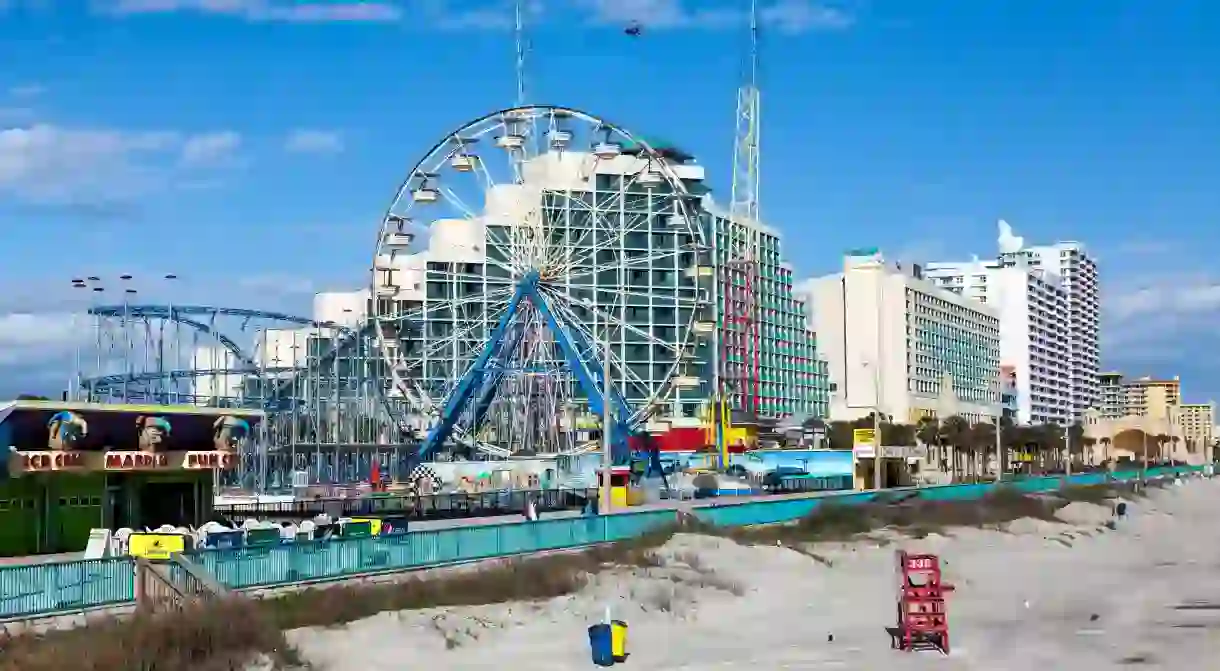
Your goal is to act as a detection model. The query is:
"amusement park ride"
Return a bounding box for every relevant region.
[66,0,802,492]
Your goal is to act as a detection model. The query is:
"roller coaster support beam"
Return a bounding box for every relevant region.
[420,271,634,461]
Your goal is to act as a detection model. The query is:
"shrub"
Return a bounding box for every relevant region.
[0,598,299,671]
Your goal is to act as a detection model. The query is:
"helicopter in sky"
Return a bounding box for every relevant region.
[624,20,643,37]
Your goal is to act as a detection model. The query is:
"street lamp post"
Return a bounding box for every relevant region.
[601,325,613,514]
[69,279,89,401]
[1064,423,1072,477]
[872,270,885,492]
[1142,428,1149,480]
[161,273,178,403]
[870,361,883,491]
[121,280,137,403]
[90,284,104,400]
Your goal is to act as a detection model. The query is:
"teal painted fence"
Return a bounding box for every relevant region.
[0,557,135,620]
[688,468,1192,526]
[193,508,678,589]
[0,465,1201,621]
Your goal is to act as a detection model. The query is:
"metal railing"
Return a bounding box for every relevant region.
[0,557,135,621]
[213,487,598,521]
[192,508,677,589]
[135,553,231,614]
[0,465,1201,621]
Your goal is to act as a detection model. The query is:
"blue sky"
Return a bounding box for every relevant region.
[0,0,1217,401]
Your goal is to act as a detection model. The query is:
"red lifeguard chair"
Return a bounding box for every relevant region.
[891,550,954,654]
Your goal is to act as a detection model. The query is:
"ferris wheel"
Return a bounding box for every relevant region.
[371,105,710,460]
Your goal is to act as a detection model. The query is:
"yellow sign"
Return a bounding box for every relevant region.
[128,532,186,560]
[349,517,383,536]
[852,428,876,444]
[852,428,876,458]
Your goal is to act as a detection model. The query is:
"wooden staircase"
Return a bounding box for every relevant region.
[135,553,230,614]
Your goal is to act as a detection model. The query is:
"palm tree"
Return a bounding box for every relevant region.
[1066,422,1085,471]
[1169,435,1181,460]
[882,421,916,448]
[827,421,855,451]
[1099,436,1112,465]
[996,416,1017,477]
[969,422,997,480]
[939,415,971,481]
[1154,434,1171,463]
[915,416,941,468]
[1038,423,1065,473]
[1082,436,1097,466]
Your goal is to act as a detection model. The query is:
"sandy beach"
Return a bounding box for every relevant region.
[288,479,1219,670]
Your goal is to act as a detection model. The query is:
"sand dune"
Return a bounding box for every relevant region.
[289,479,1220,670]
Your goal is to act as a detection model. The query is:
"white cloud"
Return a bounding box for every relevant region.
[576,0,853,31]
[1107,274,1220,323]
[180,130,241,165]
[760,0,853,33]
[0,124,241,204]
[101,0,403,22]
[1102,272,1220,372]
[0,312,82,367]
[284,129,343,154]
[0,124,178,202]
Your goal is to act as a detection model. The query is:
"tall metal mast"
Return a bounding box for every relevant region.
[722,0,762,421]
[514,0,527,107]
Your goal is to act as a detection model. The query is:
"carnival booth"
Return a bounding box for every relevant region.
[0,399,261,557]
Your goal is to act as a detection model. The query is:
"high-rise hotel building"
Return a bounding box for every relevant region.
[923,221,1099,425]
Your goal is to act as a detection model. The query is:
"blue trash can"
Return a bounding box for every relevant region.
[587,623,614,667]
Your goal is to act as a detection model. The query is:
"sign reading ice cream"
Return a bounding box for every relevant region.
[17,451,87,471]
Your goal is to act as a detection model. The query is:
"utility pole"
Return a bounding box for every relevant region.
[872,267,885,491]
[1142,428,1149,480]
[872,371,882,490]
[1064,423,1072,477]
[601,328,613,514]
[994,413,1004,482]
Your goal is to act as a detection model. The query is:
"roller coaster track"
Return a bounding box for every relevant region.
[81,304,516,458]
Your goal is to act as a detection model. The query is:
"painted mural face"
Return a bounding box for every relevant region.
[46,411,88,451]
[212,416,250,452]
[136,416,172,452]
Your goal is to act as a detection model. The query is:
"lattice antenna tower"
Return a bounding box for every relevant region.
[722,0,763,417]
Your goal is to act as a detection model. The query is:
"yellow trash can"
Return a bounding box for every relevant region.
[610,619,628,663]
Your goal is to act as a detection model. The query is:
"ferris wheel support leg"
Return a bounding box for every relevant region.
[420,280,532,460]
[421,272,639,464]
[525,283,634,463]
[467,318,532,431]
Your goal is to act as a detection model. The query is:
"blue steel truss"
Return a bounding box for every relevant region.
[83,304,366,412]
[81,298,666,476]
[419,272,635,463]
